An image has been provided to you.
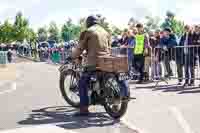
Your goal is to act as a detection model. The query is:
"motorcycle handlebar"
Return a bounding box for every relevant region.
[65,56,83,64]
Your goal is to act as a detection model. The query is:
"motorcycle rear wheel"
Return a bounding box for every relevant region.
[103,74,129,119]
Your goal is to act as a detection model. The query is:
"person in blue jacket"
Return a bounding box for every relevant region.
[160,27,177,78]
[119,30,135,71]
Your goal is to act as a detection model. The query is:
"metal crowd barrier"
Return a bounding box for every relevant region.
[152,45,200,85]
[112,45,200,86]
[18,45,200,86]
[17,47,72,64]
[0,51,8,65]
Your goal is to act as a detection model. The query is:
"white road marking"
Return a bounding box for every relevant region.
[0,82,16,95]
[169,107,194,133]
[0,125,77,133]
[121,117,147,133]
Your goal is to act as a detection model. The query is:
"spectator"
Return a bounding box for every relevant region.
[150,30,161,48]
[150,30,162,80]
[13,44,18,51]
[126,29,136,70]
[32,42,38,59]
[160,27,177,78]
[132,27,138,35]
[119,31,128,45]
[119,31,129,55]
[144,32,151,81]
[192,25,200,45]
[7,49,13,63]
[192,25,200,66]
[111,36,120,47]
[132,23,149,84]
[118,29,136,79]
[177,25,195,86]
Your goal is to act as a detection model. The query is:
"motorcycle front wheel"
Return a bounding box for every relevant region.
[59,69,80,108]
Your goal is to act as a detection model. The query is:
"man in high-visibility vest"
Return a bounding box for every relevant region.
[133,24,150,84]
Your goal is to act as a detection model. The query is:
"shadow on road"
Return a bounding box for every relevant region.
[129,80,154,85]
[135,84,200,94]
[178,90,200,94]
[18,106,119,130]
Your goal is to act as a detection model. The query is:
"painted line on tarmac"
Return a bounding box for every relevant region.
[0,82,16,95]
[0,125,77,133]
[169,107,194,133]
[121,118,148,133]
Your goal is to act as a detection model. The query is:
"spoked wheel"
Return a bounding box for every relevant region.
[103,74,129,119]
[60,70,80,108]
[104,100,128,119]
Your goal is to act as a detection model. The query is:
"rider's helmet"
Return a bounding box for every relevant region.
[86,15,99,28]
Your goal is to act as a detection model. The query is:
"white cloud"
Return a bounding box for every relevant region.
[177,2,200,24]
[0,5,9,13]
[0,3,15,14]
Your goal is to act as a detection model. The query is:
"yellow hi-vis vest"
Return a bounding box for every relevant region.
[134,34,145,55]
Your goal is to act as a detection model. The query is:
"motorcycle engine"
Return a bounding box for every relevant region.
[89,81,101,105]
[90,75,105,105]
[93,80,101,95]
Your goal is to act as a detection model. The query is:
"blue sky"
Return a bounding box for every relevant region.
[1,0,200,30]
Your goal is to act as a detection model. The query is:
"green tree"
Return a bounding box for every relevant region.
[37,27,48,42]
[13,12,29,42]
[27,28,37,43]
[61,23,70,42]
[0,20,15,43]
[71,25,81,40]
[161,11,185,37]
[96,14,111,33]
[79,17,86,32]
[61,18,81,42]
[48,21,60,42]
[128,17,139,28]
[111,25,122,36]
[144,16,161,33]
[0,22,3,43]
[24,28,37,50]
[61,19,73,42]
[171,19,185,37]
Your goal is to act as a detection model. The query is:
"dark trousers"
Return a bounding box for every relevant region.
[132,54,145,81]
[7,57,12,63]
[163,53,173,76]
[32,49,37,58]
[185,55,195,83]
[177,55,195,83]
[79,71,129,107]
[39,51,44,61]
[177,63,183,82]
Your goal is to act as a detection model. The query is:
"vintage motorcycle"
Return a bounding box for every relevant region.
[59,57,131,119]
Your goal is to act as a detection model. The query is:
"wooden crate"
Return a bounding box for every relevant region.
[97,55,128,72]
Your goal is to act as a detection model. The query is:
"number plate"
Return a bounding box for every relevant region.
[118,73,129,81]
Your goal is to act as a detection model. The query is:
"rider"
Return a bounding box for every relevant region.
[72,15,130,116]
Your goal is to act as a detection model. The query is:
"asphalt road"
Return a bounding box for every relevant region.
[0,57,200,133]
